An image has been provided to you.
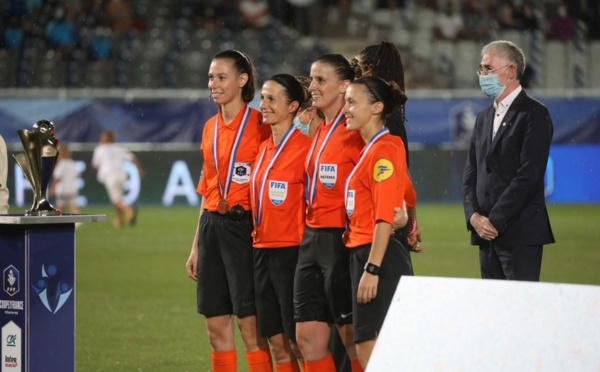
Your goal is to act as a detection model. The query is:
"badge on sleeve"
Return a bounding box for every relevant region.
[373,159,393,182]
[268,180,288,206]
[232,162,252,184]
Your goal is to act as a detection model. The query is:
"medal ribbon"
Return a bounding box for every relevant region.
[344,128,390,226]
[212,105,251,200]
[304,111,345,205]
[251,125,296,227]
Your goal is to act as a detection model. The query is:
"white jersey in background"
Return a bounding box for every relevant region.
[92,143,133,184]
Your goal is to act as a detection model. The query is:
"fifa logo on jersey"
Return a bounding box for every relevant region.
[269,180,288,206]
[319,164,337,189]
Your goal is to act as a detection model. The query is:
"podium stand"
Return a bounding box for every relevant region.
[0,214,105,372]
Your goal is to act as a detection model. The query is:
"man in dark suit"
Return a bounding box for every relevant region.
[463,40,555,281]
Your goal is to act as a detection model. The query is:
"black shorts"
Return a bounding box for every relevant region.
[196,211,256,317]
[294,226,353,325]
[349,238,413,343]
[254,246,299,341]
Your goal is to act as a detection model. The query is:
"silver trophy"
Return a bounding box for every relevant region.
[13,120,60,216]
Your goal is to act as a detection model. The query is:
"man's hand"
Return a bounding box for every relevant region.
[469,212,499,241]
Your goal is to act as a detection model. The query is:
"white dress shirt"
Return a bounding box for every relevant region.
[493,85,522,139]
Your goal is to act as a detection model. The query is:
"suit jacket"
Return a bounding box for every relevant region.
[462,89,555,246]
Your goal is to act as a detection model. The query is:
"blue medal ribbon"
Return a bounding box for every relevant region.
[344,127,390,226]
[304,110,345,206]
[251,125,296,227]
[211,105,251,200]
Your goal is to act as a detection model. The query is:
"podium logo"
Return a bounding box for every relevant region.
[2,266,20,297]
[2,321,21,370]
[450,101,483,144]
[30,264,73,314]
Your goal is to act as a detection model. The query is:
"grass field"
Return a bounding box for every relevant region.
[71,203,600,371]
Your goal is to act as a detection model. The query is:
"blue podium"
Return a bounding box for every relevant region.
[0,214,105,372]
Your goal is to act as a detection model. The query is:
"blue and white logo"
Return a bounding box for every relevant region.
[346,190,355,216]
[450,101,483,143]
[3,265,20,297]
[232,162,251,184]
[31,264,73,314]
[268,180,287,206]
[319,164,337,189]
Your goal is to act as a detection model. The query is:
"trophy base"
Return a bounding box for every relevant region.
[25,209,60,216]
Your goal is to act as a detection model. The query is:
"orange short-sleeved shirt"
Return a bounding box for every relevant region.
[197,105,271,211]
[345,133,409,248]
[305,115,365,228]
[251,129,312,248]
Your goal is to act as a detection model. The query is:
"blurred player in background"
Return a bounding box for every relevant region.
[92,130,141,229]
[50,143,81,214]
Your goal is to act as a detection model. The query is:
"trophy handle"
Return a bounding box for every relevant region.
[13,153,36,189]
[17,129,43,191]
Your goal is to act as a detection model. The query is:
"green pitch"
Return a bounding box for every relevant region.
[73,204,600,371]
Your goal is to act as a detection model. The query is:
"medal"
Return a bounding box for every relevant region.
[216,199,229,214]
[212,105,251,212]
[306,206,313,220]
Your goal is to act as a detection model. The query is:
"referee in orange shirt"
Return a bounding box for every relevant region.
[185,50,272,372]
[353,41,422,253]
[294,54,365,372]
[251,74,313,372]
[342,76,415,369]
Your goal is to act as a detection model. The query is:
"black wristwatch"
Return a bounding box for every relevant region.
[364,262,380,276]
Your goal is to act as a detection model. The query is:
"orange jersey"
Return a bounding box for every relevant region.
[197,105,271,211]
[345,132,410,248]
[251,129,312,248]
[305,114,364,228]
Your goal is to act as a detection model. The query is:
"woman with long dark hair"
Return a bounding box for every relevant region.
[251,74,313,371]
[293,54,365,372]
[342,76,415,368]
[185,50,271,372]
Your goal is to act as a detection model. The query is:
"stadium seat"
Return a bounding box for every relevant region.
[544,41,567,89]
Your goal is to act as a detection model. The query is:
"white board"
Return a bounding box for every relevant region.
[368,276,600,371]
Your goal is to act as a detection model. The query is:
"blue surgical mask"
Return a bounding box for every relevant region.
[293,117,310,136]
[479,74,506,99]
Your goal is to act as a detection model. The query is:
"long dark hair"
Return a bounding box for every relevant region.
[351,77,407,123]
[313,54,357,82]
[213,50,257,103]
[354,41,409,164]
[267,74,310,115]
